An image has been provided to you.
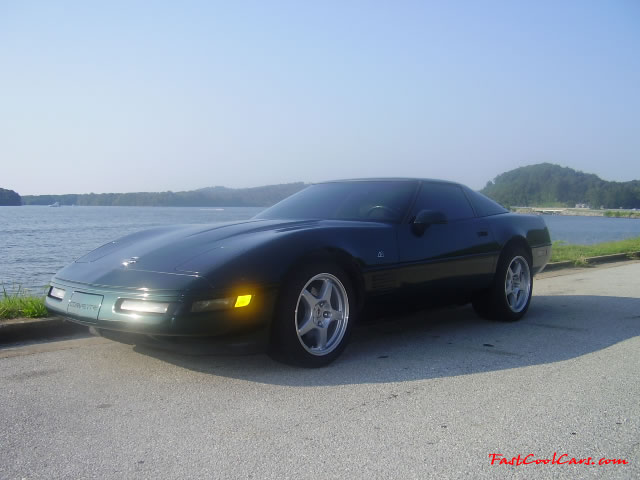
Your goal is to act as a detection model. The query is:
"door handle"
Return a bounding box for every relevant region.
[477,231,488,237]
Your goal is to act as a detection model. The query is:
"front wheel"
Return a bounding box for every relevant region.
[269,263,355,367]
[472,247,533,322]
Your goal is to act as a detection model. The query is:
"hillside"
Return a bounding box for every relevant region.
[481,163,640,209]
[19,165,640,209]
[0,188,21,206]
[21,183,307,207]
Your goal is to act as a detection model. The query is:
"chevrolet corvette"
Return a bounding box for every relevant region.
[45,179,551,366]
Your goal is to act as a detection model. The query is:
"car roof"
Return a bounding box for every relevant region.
[316,178,463,186]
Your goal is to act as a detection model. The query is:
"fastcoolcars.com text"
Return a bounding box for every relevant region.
[489,453,628,466]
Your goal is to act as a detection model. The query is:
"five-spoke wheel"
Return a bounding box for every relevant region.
[504,256,531,313]
[295,273,349,356]
[270,262,355,367]
[472,246,533,321]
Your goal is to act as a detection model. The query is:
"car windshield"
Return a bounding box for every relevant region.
[255,181,418,223]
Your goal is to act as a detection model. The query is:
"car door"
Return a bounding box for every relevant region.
[396,181,498,295]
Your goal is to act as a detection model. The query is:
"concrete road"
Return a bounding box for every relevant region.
[1,262,639,479]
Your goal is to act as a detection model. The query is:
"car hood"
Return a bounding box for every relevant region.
[54,219,320,287]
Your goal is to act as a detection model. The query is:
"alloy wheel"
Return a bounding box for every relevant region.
[504,256,531,313]
[294,273,350,356]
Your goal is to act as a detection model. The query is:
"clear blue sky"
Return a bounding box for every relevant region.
[1,0,638,195]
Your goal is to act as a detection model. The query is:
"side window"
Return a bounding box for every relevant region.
[413,183,475,222]
[466,189,508,217]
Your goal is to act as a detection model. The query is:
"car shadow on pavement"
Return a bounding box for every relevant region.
[131,294,640,387]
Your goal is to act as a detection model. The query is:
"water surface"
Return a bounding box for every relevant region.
[1,206,262,292]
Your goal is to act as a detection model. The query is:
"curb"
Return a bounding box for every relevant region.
[0,316,87,343]
[544,251,640,271]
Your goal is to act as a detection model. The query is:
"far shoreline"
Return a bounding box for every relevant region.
[5,204,640,219]
[512,207,640,219]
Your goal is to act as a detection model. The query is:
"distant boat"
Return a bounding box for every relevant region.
[48,202,61,207]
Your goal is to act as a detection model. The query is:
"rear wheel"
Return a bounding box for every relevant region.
[472,246,533,322]
[269,263,355,367]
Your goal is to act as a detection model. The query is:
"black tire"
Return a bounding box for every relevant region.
[472,246,533,322]
[269,262,356,367]
[471,291,492,319]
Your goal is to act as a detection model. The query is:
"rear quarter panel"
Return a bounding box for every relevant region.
[487,213,552,273]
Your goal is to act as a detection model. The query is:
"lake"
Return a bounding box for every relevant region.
[2,206,640,293]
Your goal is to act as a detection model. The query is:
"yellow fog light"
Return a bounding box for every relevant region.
[234,295,252,308]
[191,298,233,313]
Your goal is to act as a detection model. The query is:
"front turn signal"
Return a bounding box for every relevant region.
[234,295,252,308]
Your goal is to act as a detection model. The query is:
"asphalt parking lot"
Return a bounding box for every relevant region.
[1,262,639,479]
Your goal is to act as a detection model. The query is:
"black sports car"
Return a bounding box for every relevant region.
[45,179,552,366]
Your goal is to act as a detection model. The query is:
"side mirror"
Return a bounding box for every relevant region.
[412,209,447,236]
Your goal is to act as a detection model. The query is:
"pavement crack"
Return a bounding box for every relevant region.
[527,322,587,332]
[3,368,62,381]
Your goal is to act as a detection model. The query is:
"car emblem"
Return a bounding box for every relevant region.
[377,251,385,258]
[122,256,139,267]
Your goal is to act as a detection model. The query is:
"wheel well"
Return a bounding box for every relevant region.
[282,248,366,311]
[502,236,532,262]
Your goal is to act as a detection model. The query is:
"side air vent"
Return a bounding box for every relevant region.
[369,272,397,291]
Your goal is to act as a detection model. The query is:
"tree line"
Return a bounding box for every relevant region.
[481,163,640,209]
[14,164,640,209]
[0,188,21,206]
[21,183,308,207]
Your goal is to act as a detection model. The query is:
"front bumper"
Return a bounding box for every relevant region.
[45,278,278,338]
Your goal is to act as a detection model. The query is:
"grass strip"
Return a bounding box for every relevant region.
[0,286,48,320]
[604,210,640,219]
[551,236,640,265]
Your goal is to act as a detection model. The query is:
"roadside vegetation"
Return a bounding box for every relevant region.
[0,286,48,320]
[551,236,640,265]
[604,210,640,219]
